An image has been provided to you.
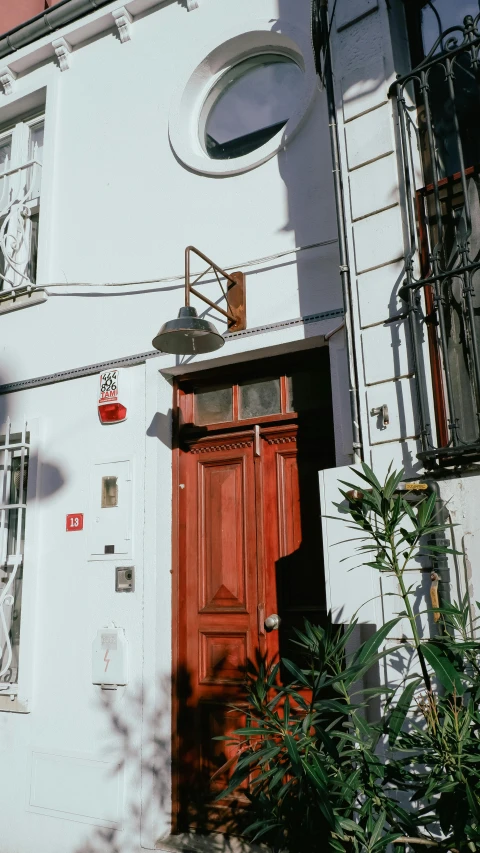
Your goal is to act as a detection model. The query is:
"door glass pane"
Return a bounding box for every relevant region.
[287,371,323,413]
[195,385,233,425]
[239,378,280,419]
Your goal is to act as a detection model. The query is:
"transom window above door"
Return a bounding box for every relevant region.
[177,352,331,429]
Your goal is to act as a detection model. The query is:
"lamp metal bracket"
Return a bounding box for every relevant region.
[185,245,246,332]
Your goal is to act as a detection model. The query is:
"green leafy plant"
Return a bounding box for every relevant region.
[217,464,480,852]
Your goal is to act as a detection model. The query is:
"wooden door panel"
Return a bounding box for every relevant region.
[199,631,248,685]
[177,437,257,829]
[198,458,247,612]
[276,449,302,557]
[176,421,329,828]
[261,427,327,665]
[200,703,247,793]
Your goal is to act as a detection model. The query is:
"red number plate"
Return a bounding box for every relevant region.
[66,513,84,531]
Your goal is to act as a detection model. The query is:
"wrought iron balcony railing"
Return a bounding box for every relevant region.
[392,13,480,465]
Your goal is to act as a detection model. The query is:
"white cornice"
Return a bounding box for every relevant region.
[52,37,72,71]
[0,66,17,95]
[112,6,133,42]
[2,0,173,79]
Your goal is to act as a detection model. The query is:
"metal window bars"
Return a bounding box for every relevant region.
[392,13,480,465]
[0,158,42,292]
[0,419,29,687]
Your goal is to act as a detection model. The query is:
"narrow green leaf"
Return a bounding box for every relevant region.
[313,698,351,715]
[302,762,336,827]
[466,783,480,820]
[282,658,311,687]
[284,733,302,776]
[360,461,386,491]
[388,679,421,747]
[421,643,465,696]
[317,725,340,760]
[372,832,403,852]
[353,618,400,666]
[352,710,375,744]
[384,469,405,500]
[338,818,360,832]
[329,837,347,852]
[369,809,386,848]
[231,726,275,736]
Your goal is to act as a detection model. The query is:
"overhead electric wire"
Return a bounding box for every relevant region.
[32,238,338,292]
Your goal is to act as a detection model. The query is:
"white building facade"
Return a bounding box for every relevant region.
[0,0,478,850]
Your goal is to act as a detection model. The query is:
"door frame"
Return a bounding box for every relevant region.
[170,345,333,830]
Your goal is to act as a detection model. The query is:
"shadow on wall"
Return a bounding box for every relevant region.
[274,0,423,475]
[273,0,397,331]
[274,10,342,328]
[0,372,67,500]
[0,371,67,686]
[73,673,262,853]
[74,678,172,853]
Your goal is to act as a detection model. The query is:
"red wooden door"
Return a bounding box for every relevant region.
[177,431,259,830]
[174,354,334,831]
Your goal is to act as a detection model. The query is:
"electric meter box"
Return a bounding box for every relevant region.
[88,459,133,560]
[92,627,128,686]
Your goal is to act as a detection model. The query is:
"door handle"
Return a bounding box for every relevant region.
[264,613,280,632]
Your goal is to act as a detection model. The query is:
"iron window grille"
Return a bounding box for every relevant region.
[0,115,43,295]
[393,11,480,465]
[0,420,29,688]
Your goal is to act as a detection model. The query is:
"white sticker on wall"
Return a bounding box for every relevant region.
[99,370,119,405]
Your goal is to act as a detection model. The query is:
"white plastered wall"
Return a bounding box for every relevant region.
[0,0,355,850]
[0,0,342,385]
[0,364,148,853]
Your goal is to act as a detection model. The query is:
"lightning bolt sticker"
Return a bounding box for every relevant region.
[104,649,111,672]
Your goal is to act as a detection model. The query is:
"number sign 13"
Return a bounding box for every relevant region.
[66,513,84,531]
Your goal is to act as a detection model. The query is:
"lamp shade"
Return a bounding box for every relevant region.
[151,306,225,355]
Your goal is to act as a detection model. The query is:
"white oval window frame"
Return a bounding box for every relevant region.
[168,21,318,177]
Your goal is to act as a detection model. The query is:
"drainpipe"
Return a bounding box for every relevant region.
[0,0,114,60]
[316,0,363,464]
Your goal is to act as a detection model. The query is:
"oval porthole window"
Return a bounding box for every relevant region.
[201,54,304,161]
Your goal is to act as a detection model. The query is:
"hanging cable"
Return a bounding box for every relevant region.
[14,238,338,294]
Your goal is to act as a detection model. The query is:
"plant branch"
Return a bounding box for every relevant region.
[396,568,432,693]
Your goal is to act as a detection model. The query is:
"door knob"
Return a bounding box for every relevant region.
[264,613,280,631]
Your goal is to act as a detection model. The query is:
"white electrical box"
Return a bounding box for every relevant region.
[92,627,128,687]
[88,460,132,560]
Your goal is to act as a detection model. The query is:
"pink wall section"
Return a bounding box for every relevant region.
[0,0,62,35]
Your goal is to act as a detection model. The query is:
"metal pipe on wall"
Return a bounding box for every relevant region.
[314,0,363,464]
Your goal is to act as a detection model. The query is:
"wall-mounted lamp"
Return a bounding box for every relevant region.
[152,245,246,355]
